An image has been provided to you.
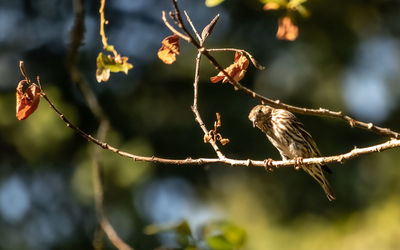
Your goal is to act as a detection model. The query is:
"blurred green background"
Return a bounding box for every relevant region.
[1,0,400,249]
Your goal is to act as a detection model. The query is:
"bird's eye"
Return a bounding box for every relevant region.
[258,109,263,114]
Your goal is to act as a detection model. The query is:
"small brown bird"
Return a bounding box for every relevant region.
[248,105,336,201]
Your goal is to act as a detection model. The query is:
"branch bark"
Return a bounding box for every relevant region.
[162,0,400,140]
[191,51,226,159]
[39,92,400,168]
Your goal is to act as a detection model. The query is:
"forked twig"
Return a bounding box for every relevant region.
[31,91,400,168]
[191,52,226,159]
[184,10,201,42]
[162,0,400,139]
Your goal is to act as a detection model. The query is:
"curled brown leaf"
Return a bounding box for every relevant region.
[276,16,298,41]
[16,80,41,120]
[158,34,180,64]
[210,52,249,84]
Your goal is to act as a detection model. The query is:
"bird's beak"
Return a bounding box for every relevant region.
[251,118,256,128]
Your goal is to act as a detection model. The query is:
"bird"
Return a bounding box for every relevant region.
[248,104,336,201]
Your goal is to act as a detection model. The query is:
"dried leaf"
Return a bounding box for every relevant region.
[220,138,230,146]
[96,52,133,83]
[204,134,212,143]
[215,112,221,127]
[210,52,249,84]
[96,67,110,82]
[16,80,41,120]
[276,16,298,41]
[158,34,180,64]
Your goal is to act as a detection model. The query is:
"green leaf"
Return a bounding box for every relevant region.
[295,5,310,17]
[205,0,225,7]
[287,0,307,9]
[144,220,192,236]
[96,52,133,82]
[221,223,247,247]
[206,235,235,250]
[175,220,192,236]
[105,45,115,52]
[203,221,247,249]
[144,220,196,249]
[260,0,287,6]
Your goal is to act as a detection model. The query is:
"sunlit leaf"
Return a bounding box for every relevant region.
[158,34,180,64]
[295,5,310,17]
[210,52,249,84]
[287,0,310,17]
[96,52,133,82]
[205,0,225,7]
[145,220,196,249]
[105,44,115,52]
[220,138,230,145]
[203,220,247,250]
[260,0,287,6]
[220,223,246,247]
[287,0,307,8]
[16,80,41,120]
[206,235,235,250]
[263,2,281,10]
[144,220,192,236]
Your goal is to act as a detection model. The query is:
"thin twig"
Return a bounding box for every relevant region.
[99,0,118,56]
[184,10,201,43]
[162,11,190,42]
[171,0,201,48]
[206,48,265,70]
[191,52,226,159]
[163,0,400,139]
[39,91,400,168]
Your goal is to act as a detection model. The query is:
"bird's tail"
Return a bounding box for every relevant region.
[303,165,336,201]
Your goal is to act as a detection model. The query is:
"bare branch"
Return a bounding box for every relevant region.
[39,91,400,168]
[19,61,32,84]
[163,1,399,139]
[191,52,226,159]
[184,10,201,43]
[99,0,117,56]
[162,11,191,42]
[206,48,265,70]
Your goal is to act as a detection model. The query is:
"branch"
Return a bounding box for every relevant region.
[161,11,190,42]
[99,0,117,56]
[38,91,400,168]
[191,52,226,159]
[163,0,400,140]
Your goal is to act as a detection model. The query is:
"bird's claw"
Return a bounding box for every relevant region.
[263,158,274,172]
[294,157,303,171]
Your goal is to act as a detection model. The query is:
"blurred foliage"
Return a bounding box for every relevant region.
[145,219,246,250]
[0,0,400,249]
